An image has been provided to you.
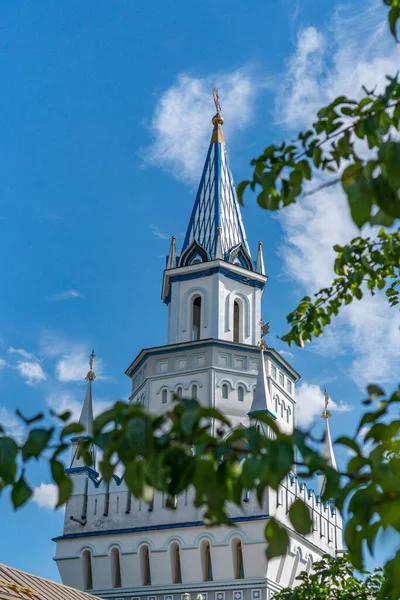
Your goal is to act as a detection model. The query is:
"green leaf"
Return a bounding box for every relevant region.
[236,180,250,206]
[289,498,312,535]
[367,384,385,399]
[60,423,85,437]
[22,428,53,461]
[265,518,289,559]
[0,437,18,482]
[11,474,32,509]
[379,141,400,194]
[342,166,372,227]
[16,410,44,425]
[50,459,73,507]
[388,6,400,41]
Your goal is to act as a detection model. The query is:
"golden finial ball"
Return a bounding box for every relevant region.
[212,113,224,126]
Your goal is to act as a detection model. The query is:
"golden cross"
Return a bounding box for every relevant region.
[257,318,268,351]
[212,84,221,114]
[322,388,332,419]
[89,349,95,371]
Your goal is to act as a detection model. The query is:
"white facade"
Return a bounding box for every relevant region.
[54,110,343,599]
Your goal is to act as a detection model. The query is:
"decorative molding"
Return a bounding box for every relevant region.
[233,591,243,600]
[251,589,262,600]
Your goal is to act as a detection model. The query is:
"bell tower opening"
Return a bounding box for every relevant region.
[192,295,202,341]
[233,300,240,342]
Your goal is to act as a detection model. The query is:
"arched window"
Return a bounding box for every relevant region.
[281,402,285,418]
[81,549,93,590]
[275,396,279,413]
[201,541,213,581]
[234,540,245,579]
[192,296,202,341]
[233,301,240,342]
[238,385,244,402]
[171,543,182,584]
[110,547,122,588]
[287,407,291,423]
[191,384,198,400]
[140,545,151,586]
[176,386,183,399]
[222,383,229,400]
[162,389,168,404]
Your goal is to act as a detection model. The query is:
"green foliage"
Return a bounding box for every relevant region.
[281,229,400,347]
[1,386,399,595]
[274,554,386,600]
[238,75,400,229]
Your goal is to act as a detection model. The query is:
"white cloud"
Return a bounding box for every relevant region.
[8,346,36,361]
[276,1,400,130]
[46,392,113,423]
[40,333,104,383]
[279,189,400,387]
[143,69,261,183]
[0,359,6,369]
[6,347,46,385]
[47,290,85,301]
[295,382,352,428]
[276,2,400,388]
[149,225,171,240]
[32,483,58,510]
[15,361,46,386]
[279,350,294,360]
[56,352,93,383]
[0,406,26,440]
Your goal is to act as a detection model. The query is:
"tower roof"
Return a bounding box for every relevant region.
[180,102,251,260]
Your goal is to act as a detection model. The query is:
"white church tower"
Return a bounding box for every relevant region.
[54,97,343,599]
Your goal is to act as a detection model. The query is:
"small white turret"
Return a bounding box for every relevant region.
[318,389,337,496]
[166,236,177,269]
[256,241,266,275]
[69,350,96,470]
[248,348,273,419]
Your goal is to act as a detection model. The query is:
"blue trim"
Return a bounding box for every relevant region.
[65,466,100,481]
[165,265,265,304]
[248,409,277,421]
[215,141,221,245]
[181,144,214,254]
[52,514,271,542]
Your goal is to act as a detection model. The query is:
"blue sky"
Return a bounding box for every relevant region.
[0,0,399,582]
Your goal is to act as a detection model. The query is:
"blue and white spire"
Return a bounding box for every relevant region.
[180,100,251,263]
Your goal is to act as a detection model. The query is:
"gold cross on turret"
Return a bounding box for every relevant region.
[322,388,332,419]
[257,318,268,351]
[212,84,221,115]
[86,349,96,381]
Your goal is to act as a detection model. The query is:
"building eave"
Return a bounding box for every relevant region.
[162,259,267,304]
[125,338,300,382]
